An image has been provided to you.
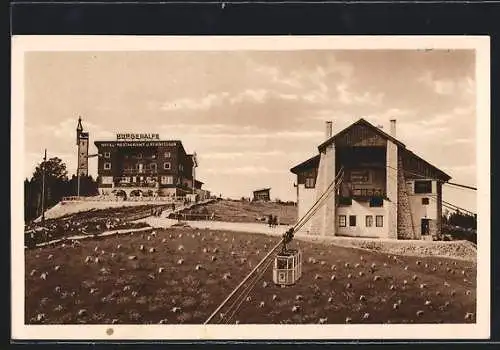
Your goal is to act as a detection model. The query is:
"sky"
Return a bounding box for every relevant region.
[24,49,477,212]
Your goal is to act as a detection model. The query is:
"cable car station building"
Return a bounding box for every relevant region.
[290,119,451,241]
[94,133,201,199]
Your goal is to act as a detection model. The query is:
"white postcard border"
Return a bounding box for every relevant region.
[11,35,490,340]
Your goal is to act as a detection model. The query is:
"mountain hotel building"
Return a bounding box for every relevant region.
[94,135,201,199]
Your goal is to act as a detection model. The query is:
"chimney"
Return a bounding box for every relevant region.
[325,121,333,139]
[390,119,396,138]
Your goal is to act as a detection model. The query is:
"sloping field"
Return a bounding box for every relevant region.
[26,204,167,246]
[182,199,298,225]
[26,227,476,325]
[35,200,171,222]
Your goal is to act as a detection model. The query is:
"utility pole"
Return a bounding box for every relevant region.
[77,171,80,197]
[41,149,47,224]
[192,152,197,195]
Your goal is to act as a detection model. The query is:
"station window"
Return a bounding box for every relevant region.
[366,215,373,227]
[370,197,384,207]
[376,215,384,227]
[349,215,356,227]
[164,162,171,170]
[305,178,316,188]
[339,197,352,206]
[339,215,346,227]
[104,162,111,170]
[414,180,432,194]
[104,152,111,158]
[422,197,430,205]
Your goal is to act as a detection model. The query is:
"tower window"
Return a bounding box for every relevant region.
[104,162,111,170]
[164,162,171,170]
[376,215,384,227]
[104,152,111,158]
[422,197,430,205]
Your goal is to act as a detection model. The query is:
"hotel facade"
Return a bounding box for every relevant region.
[94,136,199,198]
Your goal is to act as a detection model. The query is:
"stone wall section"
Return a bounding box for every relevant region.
[397,151,416,239]
[386,140,398,239]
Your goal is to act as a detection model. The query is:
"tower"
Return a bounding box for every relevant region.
[76,117,89,176]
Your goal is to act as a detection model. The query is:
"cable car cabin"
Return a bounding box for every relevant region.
[273,249,302,286]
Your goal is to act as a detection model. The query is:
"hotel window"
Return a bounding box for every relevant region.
[164,152,171,158]
[339,215,346,227]
[119,177,130,183]
[414,180,432,194]
[164,162,171,170]
[349,215,356,227]
[104,152,111,158]
[305,178,316,188]
[366,215,373,227]
[104,162,111,170]
[376,215,384,227]
[101,176,113,185]
[160,175,174,185]
[422,197,430,205]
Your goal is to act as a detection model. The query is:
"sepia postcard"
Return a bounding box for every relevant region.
[11,35,490,340]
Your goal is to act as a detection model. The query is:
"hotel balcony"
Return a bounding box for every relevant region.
[121,169,158,175]
[114,182,158,188]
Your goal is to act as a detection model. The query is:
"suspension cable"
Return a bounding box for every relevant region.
[218,254,275,324]
[222,257,275,324]
[293,167,344,231]
[203,238,284,325]
[294,170,344,233]
[204,167,345,325]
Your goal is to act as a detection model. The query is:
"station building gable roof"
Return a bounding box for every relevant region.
[291,118,451,181]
